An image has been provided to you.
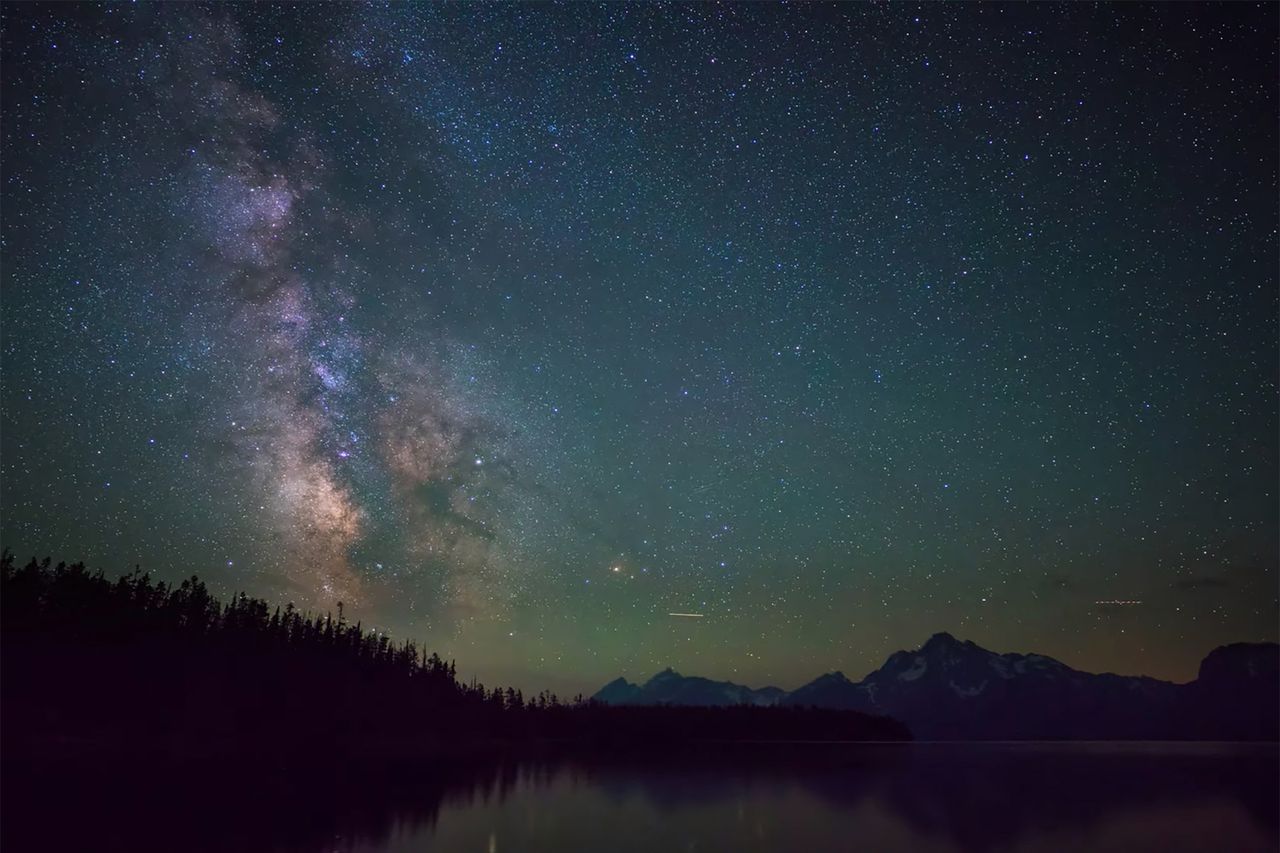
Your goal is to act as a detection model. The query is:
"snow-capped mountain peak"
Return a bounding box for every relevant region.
[591,636,1279,740]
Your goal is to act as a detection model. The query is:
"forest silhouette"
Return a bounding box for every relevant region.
[4,554,1276,853]
[1,552,909,763]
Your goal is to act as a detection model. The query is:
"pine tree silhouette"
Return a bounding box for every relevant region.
[1,549,912,760]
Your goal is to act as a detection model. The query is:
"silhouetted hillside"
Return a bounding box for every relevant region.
[0,553,909,761]
[1185,641,1280,740]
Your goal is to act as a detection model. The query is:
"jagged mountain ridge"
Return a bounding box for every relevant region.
[593,633,1279,740]
[592,668,786,708]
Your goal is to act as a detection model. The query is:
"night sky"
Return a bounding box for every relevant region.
[2,3,1276,697]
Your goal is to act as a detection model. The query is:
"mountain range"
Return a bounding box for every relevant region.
[593,633,1279,740]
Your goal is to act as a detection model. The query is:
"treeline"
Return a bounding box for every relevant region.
[1,553,909,759]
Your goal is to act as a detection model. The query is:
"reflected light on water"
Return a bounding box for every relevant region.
[5,742,1277,853]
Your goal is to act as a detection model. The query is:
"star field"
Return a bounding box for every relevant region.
[1,3,1276,696]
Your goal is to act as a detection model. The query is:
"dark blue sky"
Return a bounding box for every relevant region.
[2,3,1276,695]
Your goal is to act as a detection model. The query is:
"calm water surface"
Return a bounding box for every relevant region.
[9,742,1277,852]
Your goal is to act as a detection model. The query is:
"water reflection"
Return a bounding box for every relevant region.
[6,743,1276,852]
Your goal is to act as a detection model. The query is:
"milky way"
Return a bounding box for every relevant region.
[173,19,369,606]
[2,4,1276,695]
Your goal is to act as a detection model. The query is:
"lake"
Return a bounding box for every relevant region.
[6,742,1276,852]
